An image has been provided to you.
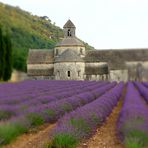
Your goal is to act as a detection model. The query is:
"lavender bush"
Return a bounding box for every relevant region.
[49,82,124,148]
[116,82,148,148]
[0,80,112,145]
[0,80,107,121]
[23,82,116,123]
[134,81,148,103]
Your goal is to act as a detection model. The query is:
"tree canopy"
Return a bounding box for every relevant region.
[0,2,94,72]
[0,27,13,81]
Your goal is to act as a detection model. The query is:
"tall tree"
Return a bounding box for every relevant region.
[0,27,5,80]
[3,33,12,81]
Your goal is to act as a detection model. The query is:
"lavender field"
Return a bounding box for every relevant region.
[0,80,148,148]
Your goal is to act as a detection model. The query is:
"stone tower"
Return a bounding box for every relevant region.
[63,19,76,37]
[54,20,85,80]
[54,19,86,57]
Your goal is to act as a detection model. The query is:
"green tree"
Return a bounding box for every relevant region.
[3,33,12,81]
[0,27,5,80]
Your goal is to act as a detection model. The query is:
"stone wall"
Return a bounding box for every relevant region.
[27,76,54,80]
[84,74,109,81]
[110,69,128,82]
[126,61,148,81]
[10,70,27,82]
[54,62,85,80]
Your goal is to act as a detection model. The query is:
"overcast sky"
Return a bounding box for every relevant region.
[1,0,148,49]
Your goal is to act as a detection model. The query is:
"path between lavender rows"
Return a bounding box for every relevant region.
[77,86,126,148]
[77,97,124,148]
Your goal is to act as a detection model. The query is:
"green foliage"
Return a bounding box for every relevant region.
[0,2,63,72]
[69,117,90,133]
[0,2,93,72]
[60,103,73,112]
[0,110,14,120]
[43,109,55,117]
[0,27,5,80]
[12,48,27,71]
[125,137,144,148]
[122,117,148,148]
[26,112,44,126]
[124,129,148,148]
[0,27,12,81]
[3,33,13,81]
[49,133,78,148]
[0,120,28,145]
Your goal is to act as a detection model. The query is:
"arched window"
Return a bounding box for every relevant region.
[68,71,70,77]
[68,29,71,36]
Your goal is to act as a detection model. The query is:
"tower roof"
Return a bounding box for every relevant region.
[63,19,75,28]
[56,37,84,47]
[55,49,83,62]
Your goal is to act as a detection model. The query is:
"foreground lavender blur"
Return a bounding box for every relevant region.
[117,82,148,147]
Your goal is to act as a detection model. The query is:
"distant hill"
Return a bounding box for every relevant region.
[0,2,94,71]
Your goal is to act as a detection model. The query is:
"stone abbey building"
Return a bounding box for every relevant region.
[27,20,148,81]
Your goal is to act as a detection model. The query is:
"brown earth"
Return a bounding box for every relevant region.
[4,123,55,148]
[77,100,124,148]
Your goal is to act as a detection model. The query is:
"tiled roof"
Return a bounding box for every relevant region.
[27,49,54,64]
[27,68,53,76]
[56,37,84,47]
[63,19,75,28]
[55,49,83,62]
[85,49,148,69]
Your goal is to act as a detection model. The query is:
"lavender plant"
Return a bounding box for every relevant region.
[0,80,112,145]
[49,82,123,148]
[134,81,148,103]
[116,82,148,148]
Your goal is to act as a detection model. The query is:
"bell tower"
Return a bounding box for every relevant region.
[63,19,76,38]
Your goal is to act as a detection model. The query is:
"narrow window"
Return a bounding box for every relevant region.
[68,71,70,77]
[68,29,71,36]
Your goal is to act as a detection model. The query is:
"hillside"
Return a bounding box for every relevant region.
[0,2,94,71]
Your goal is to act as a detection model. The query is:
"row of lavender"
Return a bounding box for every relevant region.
[116,82,148,148]
[0,80,115,145]
[0,80,103,104]
[135,81,148,103]
[49,82,124,147]
[0,80,109,121]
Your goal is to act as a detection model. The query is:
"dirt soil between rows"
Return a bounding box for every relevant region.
[4,123,55,148]
[77,87,126,148]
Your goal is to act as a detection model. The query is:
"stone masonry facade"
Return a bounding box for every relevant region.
[27,20,148,81]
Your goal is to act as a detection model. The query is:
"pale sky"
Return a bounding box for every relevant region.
[1,0,148,49]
